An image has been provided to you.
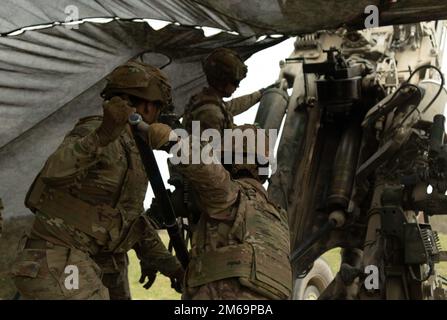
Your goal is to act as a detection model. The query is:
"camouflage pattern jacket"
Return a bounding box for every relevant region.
[182,86,262,134]
[25,116,179,274]
[176,148,292,299]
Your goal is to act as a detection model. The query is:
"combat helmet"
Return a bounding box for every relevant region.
[220,124,271,182]
[203,48,248,88]
[101,60,172,110]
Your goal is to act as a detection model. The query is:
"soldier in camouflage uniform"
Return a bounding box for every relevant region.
[150,123,293,300]
[11,61,183,300]
[177,48,273,234]
[182,48,266,134]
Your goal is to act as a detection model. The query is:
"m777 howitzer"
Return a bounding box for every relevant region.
[254,22,447,299]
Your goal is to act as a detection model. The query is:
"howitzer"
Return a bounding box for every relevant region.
[128,113,189,270]
[263,24,447,299]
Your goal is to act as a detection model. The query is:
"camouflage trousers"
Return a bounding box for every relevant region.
[183,278,268,300]
[12,240,109,300]
[12,236,133,300]
[93,252,131,300]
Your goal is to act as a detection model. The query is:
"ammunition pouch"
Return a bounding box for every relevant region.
[27,183,121,246]
[26,177,154,254]
[187,242,291,300]
[187,180,292,300]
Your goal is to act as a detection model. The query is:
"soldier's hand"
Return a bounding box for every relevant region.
[139,263,158,290]
[96,96,135,146]
[148,123,176,151]
[259,81,280,95]
[169,266,185,294]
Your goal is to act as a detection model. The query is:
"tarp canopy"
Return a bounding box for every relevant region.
[1,0,446,36]
[1,0,447,218]
[2,0,447,149]
[0,20,282,149]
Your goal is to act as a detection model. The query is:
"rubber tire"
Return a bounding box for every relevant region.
[293,258,334,300]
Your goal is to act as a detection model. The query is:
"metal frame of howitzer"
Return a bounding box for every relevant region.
[257,22,447,300]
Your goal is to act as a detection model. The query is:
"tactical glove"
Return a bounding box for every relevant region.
[169,266,185,294]
[259,81,280,95]
[147,123,177,151]
[139,261,158,290]
[96,97,135,146]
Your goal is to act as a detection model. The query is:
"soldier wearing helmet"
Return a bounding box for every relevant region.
[177,48,274,236]
[12,61,184,300]
[149,123,292,300]
[182,48,270,134]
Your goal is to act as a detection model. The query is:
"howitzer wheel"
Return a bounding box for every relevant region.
[293,258,333,300]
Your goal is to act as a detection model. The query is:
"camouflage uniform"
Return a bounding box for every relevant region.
[179,50,288,300]
[178,48,261,229]
[182,47,262,135]
[182,86,261,134]
[12,116,181,299]
[171,137,292,300]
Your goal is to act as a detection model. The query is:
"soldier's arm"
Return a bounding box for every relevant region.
[39,120,106,185]
[148,124,240,220]
[40,97,132,186]
[226,90,262,116]
[175,138,240,220]
[134,227,182,277]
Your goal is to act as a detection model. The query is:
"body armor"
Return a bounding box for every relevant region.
[25,116,150,255]
[186,178,292,299]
